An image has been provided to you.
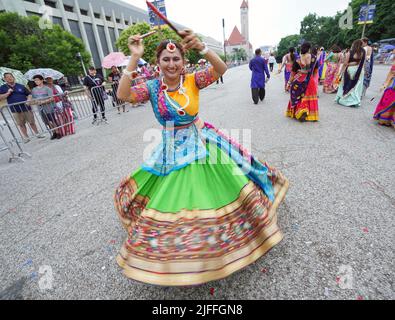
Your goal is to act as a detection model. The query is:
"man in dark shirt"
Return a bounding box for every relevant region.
[83,67,107,124]
[0,73,44,142]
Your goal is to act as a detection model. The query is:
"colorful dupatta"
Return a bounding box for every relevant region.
[290,55,318,107]
[343,50,366,96]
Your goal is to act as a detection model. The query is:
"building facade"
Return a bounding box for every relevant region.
[0,0,224,69]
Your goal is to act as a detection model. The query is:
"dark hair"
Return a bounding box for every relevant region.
[33,74,44,81]
[2,72,13,79]
[88,66,96,71]
[289,47,295,62]
[351,39,364,59]
[301,42,311,54]
[156,40,185,61]
[331,45,341,53]
[255,48,262,55]
[361,37,369,44]
[312,46,318,56]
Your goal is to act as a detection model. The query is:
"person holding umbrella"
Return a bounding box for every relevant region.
[29,74,61,140]
[108,66,126,114]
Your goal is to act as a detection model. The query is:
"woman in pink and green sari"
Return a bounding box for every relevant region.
[323,45,343,94]
[373,64,395,128]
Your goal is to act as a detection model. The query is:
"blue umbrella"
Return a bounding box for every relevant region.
[383,44,395,51]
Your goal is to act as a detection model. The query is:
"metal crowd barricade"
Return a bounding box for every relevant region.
[0,105,31,162]
[0,74,157,162]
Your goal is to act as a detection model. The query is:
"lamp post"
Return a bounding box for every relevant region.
[76,52,87,76]
[222,18,227,63]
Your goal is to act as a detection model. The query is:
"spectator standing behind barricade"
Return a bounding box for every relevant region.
[29,75,61,140]
[108,66,127,114]
[0,73,45,143]
[83,67,108,124]
[46,77,75,136]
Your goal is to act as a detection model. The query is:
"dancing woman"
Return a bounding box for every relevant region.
[373,63,395,128]
[285,42,319,122]
[323,45,343,94]
[115,30,289,286]
[335,39,366,108]
[278,47,296,92]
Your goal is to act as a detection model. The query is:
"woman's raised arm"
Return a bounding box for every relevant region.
[179,30,227,77]
[117,35,144,102]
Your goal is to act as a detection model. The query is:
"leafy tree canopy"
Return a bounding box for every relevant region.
[0,12,91,76]
[276,35,302,59]
[116,22,204,65]
[277,0,394,54]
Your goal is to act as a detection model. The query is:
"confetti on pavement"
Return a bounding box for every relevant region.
[209,288,215,296]
[21,259,33,268]
[30,272,38,280]
[324,288,330,297]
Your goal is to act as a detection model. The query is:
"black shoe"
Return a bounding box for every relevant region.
[50,133,57,140]
[57,134,62,139]
[299,113,307,122]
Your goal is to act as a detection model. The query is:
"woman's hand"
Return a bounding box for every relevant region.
[179,29,205,52]
[128,35,144,58]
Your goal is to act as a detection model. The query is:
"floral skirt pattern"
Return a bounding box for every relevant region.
[114,125,289,286]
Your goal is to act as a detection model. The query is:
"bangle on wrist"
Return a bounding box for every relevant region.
[199,42,209,55]
[123,69,134,79]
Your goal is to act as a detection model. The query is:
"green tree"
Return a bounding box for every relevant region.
[277,34,301,60]
[0,12,91,75]
[297,0,395,50]
[116,22,204,65]
[231,48,247,61]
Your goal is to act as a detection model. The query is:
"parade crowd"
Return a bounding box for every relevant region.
[249,37,395,127]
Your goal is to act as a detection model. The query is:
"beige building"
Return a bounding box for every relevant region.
[0,0,223,68]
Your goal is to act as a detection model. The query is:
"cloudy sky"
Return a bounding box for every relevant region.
[126,0,351,48]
